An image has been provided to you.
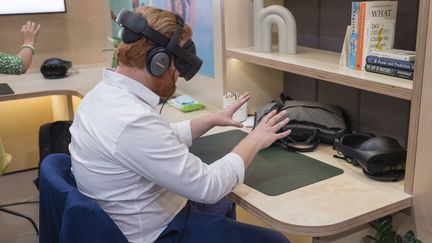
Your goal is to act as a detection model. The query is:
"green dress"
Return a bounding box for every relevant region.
[0,51,24,75]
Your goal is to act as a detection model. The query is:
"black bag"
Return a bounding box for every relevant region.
[33,120,72,189]
[254,95,350,152]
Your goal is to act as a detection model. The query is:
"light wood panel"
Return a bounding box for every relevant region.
[0,64,105,102]
[0,97,53,172]
[222,0,426,240]
[0,64,414,238]
[0,65,104,172]
[0,0,112,69]
[226,47,413,100]
[412,0,432,239]
[161,101,412,237]
[404,0,431,194]
[236,207,312,243]
[223,0,284,112]
[229,144,411,237]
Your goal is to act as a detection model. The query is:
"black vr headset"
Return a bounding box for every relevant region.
[334,133,406,181]
[115,9,203,81]
[40,58,72,79]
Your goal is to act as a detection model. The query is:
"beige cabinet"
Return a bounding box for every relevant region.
[221,0,432,240]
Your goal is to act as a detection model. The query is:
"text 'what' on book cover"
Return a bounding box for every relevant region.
[352,1,398,71]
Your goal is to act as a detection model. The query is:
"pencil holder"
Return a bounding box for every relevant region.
[223,93,248,122]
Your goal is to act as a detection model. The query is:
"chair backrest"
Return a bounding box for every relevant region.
[39,153,76,243]
[39,153,128,243]
[39,121,73,161]
[34,121,72,190]
[60,189,128,243]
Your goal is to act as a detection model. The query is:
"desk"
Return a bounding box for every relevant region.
[0,65,107,172]
[0,64,105,107]
[165,109,412,242]
[0,65,412,241]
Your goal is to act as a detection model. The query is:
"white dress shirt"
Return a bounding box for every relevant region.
[69,69,245,243]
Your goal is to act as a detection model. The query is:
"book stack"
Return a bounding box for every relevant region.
[364,49,415,80]
[349,1,398,71]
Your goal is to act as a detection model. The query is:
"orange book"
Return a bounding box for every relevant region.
[355,2,366,70]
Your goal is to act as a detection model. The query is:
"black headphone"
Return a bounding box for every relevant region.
[115,9,202,81]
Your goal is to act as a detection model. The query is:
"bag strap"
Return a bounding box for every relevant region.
[276,130,319,152]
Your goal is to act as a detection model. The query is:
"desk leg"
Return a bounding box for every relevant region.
[51,95,74,121]
[312,237,320,243]
[66,95,74,120]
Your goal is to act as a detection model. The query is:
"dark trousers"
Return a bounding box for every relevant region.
[155,198,290,243]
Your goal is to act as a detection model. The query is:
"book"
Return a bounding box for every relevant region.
[355,1,398,71]
[349,2,360,69]
[340,25,351,67]
[366,55,415,71]
[365,63,413,80]
[370,49,416,62]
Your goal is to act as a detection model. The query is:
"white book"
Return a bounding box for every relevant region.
[340,25,351,67]
[370,49,416,62]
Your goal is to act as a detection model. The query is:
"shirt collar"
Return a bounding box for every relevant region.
[102,68,160,108]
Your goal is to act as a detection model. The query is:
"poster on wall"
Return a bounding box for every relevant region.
[109,0,215,78]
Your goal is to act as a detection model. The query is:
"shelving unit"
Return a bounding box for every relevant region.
[221,0,431,241]
[226,46,413,100]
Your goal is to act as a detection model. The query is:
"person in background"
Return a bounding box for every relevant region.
[69,6,291,243]
[0,21,41,75]
[0,21,40,174]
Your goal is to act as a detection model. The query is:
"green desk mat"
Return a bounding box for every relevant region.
[189,130,344,196]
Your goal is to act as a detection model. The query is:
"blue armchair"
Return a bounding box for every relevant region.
[39,153,128,243]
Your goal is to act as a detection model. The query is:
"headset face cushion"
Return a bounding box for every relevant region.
[340,133,374,149]
[174,40,202,80]
[146,47,171,76]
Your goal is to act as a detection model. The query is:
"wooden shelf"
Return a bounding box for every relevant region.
[163,105,412,237]
[226,46,413,100]
[230,143,412,237]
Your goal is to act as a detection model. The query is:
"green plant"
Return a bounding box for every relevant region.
[366,215,422,243]
[103,36,122,68]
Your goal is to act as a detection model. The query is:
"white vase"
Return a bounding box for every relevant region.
[253,0,297,54]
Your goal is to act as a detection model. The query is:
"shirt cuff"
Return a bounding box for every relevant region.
[173,120,192,147]
[225,152,245,185]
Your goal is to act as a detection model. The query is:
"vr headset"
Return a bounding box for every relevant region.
[115,9,202,81]
[40,58,72,79]
[334,133,406,181]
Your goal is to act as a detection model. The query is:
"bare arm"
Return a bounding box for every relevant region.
[17,21,41,73]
